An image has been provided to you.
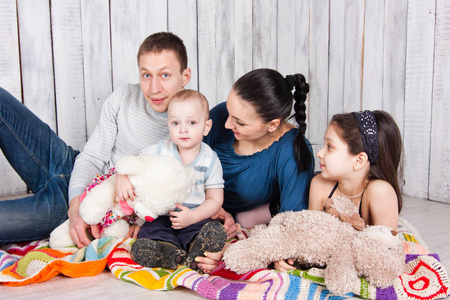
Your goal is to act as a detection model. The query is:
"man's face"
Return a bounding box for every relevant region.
[139,50,191,113]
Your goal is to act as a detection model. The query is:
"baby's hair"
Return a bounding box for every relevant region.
[330,111,403,212]
[233,68,312,173]
[137,32,188,71]
[169,89,210,119]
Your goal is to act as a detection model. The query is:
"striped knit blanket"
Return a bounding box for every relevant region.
[1,217,449,299]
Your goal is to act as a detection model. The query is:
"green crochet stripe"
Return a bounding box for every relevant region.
[359,277,370,298]
[155,268,171,277]
[165,266,188,290]
[119,271,136,283]
[288,269,325,284]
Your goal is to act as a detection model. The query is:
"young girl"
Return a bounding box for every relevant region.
[276,110,403,271]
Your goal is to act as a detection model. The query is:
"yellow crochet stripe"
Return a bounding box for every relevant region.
[113,265,191,290]
[402,233,418,243]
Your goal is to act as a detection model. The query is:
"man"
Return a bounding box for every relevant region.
[0,32,190,247]
[68,32,193,248]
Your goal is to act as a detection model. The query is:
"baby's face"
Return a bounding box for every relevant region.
[167,99,211,151]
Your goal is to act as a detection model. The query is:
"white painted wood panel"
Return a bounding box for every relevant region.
[168,0,198,91]
[309,0,330,171]
[0,0,21,99]
[234,0,252,81]
[328,0,345,118]
[403,0,436,199]
[0,0,449,203]
[197,0,216,106]
[215,0,235,104]
[382,0,407,133]
[17,0,56,131]
[308,0,329,147]
[294,0,310,82]
[110,0,168,89]
[252,0,277,69]
[343,0,364,112]
[362,0,384,110]
[0,0,27,197]
[51,0,86,150]
[429,0,450,204]
[277,0,297,76]
[80,0,113,138]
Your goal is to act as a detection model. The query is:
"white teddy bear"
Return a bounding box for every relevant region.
[49,154,195,249]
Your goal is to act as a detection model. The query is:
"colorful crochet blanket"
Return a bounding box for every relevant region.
[1,218,449,300]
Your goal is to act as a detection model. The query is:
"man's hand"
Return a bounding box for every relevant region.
[68,195,100,248]
[126,224,141,239]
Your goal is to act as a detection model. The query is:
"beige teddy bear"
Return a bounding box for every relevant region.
[223,197,405,295]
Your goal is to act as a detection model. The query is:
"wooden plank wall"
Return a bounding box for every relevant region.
[0,0,448,204]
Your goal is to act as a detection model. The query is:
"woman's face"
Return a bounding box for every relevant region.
[224,89,271,141]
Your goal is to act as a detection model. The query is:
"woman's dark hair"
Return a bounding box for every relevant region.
[233,68,312,173]
[330,111,403,212]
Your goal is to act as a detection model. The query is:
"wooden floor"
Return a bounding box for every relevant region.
[0,195,449,300]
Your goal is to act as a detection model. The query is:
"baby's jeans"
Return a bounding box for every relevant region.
[137,216,213,251]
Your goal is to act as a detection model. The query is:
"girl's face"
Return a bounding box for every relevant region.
[224,89,271,141]
[317,124,356,180]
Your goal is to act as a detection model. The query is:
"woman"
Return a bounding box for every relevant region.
[199,68,315,272]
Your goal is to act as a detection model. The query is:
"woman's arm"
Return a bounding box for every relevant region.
[277,157,314,212]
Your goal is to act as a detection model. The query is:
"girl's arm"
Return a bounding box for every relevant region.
[308,174,336,211]
[364,180,399,230]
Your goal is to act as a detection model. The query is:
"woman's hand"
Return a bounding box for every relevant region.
[68,195,100,248]
[195,243,229,274]
[212,208,236,239]
[274,259,295,272]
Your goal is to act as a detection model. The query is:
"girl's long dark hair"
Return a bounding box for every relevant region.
[233,68,312,173]
[331,111,403,212]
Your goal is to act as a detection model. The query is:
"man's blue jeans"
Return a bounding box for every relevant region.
[0,87,78,244]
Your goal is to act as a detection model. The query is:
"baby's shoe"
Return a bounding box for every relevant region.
[131,239,186,269]
[185,221,227,271]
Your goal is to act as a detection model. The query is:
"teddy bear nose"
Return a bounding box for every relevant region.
[145,216,154,222]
